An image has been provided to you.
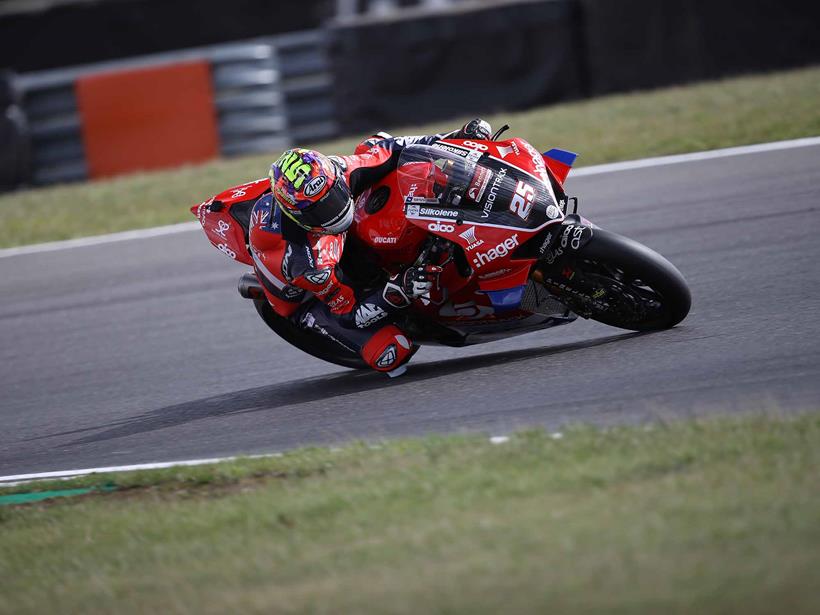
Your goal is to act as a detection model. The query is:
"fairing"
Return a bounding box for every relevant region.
[542,148,578,186]
[396,141,565,232]
[191,177,269,266]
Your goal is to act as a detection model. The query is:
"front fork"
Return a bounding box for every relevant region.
[534,213,595,268]
[531,212,602,318]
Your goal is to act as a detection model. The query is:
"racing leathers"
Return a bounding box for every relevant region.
[248,131,466,374]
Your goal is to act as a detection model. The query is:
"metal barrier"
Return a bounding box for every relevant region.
[14,29,336,185]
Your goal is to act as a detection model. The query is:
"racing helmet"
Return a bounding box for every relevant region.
[269,148,353,234]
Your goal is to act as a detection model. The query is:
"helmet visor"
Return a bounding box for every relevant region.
[294,178,353,233]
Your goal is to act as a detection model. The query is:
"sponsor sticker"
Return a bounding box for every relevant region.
[462,140,489,151]
[431,143,469,157]
[543,246,563,265]
[303,244,316,269]
[213,219,230,239]
[274,186,297,205]
[217,243,236,259]
[283,285,304,300]
[376,344,398,368]
[305,269,331,286]
[458,226,485,251]
[537,232,554,256]
[467,167,492,202]
[327,293,349,310]
[522,141,551,186]
[281,245,293,279]
[428,221,455,233]
[405,196,441,206]
[303,175,327,198]
[482,167,507,218]
[417,207,458,219]
[196,197,215,224]
[496,144,514,159]
[472,234,520,269]
[466,149,483,163]
[561,224,586,250]
[478,267,512,280]
[355,303,387,328]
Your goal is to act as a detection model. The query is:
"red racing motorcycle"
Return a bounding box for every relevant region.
[193,132,691,369]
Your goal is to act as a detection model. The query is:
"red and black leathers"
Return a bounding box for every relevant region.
[248,134,446,371]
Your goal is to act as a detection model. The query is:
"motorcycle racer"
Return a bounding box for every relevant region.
[249,119,492,376]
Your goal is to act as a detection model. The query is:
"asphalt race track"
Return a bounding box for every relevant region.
[2,144,819,476]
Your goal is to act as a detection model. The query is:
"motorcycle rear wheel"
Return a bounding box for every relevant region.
[252,298,369,369]
[552,229,691,331]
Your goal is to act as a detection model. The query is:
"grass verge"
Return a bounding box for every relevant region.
[1,413,819,614]
[1,65,819,249]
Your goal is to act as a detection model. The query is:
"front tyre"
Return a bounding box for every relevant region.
[541,229,691,331]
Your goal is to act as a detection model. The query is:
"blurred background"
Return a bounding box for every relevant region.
[1,0,819,191]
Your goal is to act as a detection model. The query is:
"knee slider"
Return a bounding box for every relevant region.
[361,325,413,372]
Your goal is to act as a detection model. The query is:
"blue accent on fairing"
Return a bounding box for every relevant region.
[543,148,579,167]
[485,286,526,312]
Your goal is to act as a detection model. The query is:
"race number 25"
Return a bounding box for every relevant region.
[509,181,534,220]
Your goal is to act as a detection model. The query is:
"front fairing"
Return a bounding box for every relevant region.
[396,141,565,232]
[396,141,567,313]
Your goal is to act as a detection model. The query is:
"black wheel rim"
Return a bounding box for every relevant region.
[547,258,669,326]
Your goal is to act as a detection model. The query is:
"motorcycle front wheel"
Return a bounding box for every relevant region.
[542,229,691,331]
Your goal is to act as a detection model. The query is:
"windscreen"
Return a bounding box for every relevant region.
[396,143,563,230]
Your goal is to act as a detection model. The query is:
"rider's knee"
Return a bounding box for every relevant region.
[360,324,413,372]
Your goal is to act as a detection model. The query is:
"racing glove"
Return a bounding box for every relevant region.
[453,118,492,141]
[382,265,442,308]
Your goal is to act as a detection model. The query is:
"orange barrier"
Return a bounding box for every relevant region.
[76,61,219,179]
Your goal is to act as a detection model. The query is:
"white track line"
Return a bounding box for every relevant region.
[2,136,818,261]
[0,221,200,259]
[0,435,520,486]
[0,454,279,486]
[570,136,820,177]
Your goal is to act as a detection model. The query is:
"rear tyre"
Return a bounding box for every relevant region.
[547,229,691,331]
[252,299,369,370]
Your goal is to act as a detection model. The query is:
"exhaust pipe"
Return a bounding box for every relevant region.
[238,272,264,300]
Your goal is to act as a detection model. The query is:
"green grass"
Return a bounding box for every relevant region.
[1,414,819,614]
[1,64,819,249]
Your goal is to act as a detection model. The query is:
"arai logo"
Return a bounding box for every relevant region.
[304,175,327,197]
